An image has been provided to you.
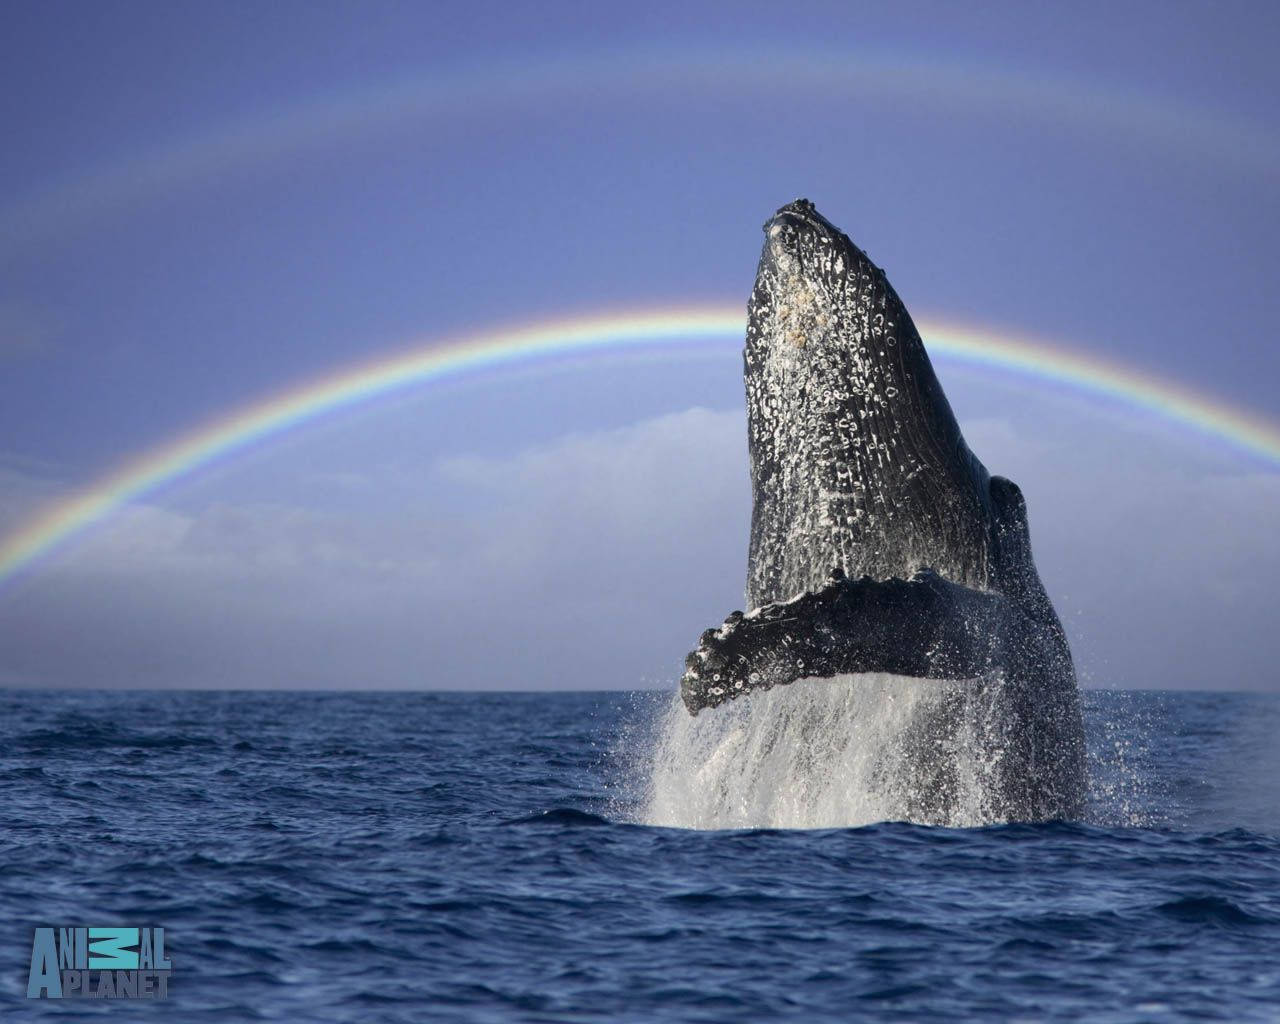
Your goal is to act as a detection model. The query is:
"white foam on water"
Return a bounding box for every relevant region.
[643,673,1019,830]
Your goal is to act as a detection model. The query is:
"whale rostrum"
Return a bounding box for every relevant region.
[680,199,1085,821]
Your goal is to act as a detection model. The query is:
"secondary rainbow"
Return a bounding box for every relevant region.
[5,46,1276,245]
[2,305,1279,590]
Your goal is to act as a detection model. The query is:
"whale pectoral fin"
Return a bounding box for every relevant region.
[680,570,1007,714]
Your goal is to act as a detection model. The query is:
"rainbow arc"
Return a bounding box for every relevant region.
[1,305,1278,589]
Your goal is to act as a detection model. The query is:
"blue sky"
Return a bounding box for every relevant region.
[2,1,1278,690]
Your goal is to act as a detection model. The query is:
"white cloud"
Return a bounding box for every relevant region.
[0,401,1277,691]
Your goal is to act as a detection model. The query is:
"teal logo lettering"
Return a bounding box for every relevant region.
[27,926,172,999]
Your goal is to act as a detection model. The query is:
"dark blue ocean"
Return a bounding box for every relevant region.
[2,689,1278,1022]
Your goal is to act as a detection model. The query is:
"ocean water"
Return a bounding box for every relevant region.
[1,686,1278,1022]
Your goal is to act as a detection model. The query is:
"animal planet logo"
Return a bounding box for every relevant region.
[27,926,172,999]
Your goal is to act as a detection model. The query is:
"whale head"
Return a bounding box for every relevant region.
[743,199,994,608]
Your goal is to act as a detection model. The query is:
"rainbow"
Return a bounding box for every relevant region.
[5,46,1277,245]
[2,305,1279,590]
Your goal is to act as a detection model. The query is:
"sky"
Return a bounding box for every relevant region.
[1,1,1278,691]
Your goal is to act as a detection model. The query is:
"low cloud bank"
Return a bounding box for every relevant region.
[1,402,1276,691]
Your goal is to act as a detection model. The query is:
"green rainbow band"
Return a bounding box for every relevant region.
[2,305,1278,589]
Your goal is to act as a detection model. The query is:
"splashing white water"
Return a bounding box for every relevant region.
[644,673,1023,829]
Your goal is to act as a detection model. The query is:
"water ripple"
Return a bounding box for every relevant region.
[0,689,1276,1023]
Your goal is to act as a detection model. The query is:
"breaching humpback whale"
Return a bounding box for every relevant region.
[680,199,1085,822]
